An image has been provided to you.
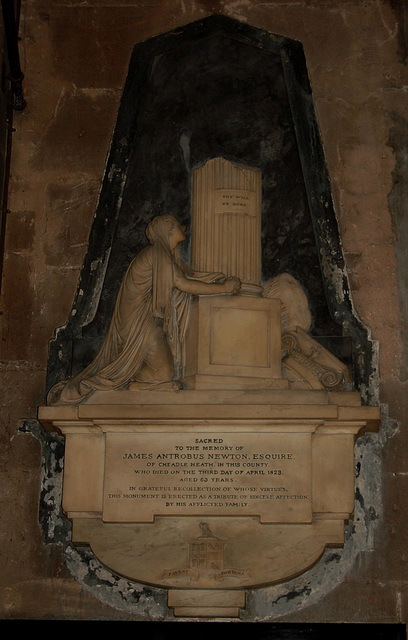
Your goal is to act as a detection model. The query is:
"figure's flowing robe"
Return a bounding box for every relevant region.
[47,245,182,404]
[47,228,220,405]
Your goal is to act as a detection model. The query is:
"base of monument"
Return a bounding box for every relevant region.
[168,589,246,618]
[38,390,380,620]
[182,374,289,390]
[71,515,345,619]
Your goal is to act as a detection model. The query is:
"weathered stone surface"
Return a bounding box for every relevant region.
[0,253,35,361]
[272,581,399,624]
[31,89,121,173]
[381,473,408,581]
[43,180,100,267]
[380,378,408,475]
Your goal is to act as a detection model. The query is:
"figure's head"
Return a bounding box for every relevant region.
[146,215,185,250]
[166,216,186,249]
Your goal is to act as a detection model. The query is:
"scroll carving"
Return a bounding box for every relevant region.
[281,328,351,390]
[262,272,350,390]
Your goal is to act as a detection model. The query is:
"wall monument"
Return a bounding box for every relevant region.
[37,16,380,620]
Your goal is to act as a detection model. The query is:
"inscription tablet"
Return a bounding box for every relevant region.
[103,431,312,523]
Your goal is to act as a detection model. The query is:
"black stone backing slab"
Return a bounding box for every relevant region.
[45,15,375,402]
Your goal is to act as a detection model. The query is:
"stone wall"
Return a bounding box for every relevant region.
[0,0,407,625]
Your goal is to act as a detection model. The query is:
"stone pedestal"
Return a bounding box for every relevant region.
[183,295,285,390]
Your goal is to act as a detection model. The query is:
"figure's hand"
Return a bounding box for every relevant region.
[211,272,226,283]
[223,276,241,294]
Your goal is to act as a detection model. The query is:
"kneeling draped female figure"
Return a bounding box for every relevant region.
[47,214,240,405]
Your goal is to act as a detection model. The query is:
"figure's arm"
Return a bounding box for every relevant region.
[188,270,226,283]
[174,272,241,295]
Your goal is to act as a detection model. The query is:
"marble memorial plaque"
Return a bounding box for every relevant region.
[103,431,312,523]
